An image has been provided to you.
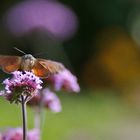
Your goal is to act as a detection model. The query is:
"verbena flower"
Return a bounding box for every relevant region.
[42,88,62,112]
[4,0,78,40]
[1,71,43,103]
[1,128,40,140]
[28,88,62,113]
[27,129,40,140]
[2,128,23,140]
[48,69,80,93]
[0,133,3,140]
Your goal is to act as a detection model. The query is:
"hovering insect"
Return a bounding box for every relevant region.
[0,54,64,78]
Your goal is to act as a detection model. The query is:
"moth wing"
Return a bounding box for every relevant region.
[32,60,51,78]
[0,55,21,73]
[32,59,65,78]
[38,59,65,73]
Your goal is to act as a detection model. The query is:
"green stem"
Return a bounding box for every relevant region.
[34,107,41,130]
[34,91,45,140]
[21,95,27,140]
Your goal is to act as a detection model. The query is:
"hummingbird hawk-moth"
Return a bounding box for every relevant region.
[0,54,64,78]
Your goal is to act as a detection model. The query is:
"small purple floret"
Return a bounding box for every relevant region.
[2,128,23,140]
[42,88,62,112]
[2,128,40,140]
[49,69,80,93]
[28,88,62,113]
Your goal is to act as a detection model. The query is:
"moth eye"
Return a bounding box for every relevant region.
[30,60,34,64]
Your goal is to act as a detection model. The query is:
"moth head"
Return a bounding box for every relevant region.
[21,54,36,67]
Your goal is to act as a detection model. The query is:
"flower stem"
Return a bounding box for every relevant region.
[21,95,27,140]
[34,107,41,130]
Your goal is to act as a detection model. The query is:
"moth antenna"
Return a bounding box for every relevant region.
[14,47,26,55]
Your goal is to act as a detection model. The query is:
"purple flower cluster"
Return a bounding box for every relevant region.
[1,71,43,103]
[2,128,22,140]
[1,128,39,140]
[28,88,62,113]
[4,0,78,40]
[48,69,80,93]
[3,71,42,94]
[42,88,62,112]
[27,129,40,140]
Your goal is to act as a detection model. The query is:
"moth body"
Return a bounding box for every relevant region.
[20,54,36,71]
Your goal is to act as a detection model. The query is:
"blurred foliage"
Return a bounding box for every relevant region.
[83,28,140,89]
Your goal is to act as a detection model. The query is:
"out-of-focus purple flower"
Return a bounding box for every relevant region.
[4,0,78,40]
[27,129,40,140]
[48,69,80,93]
[2,128,23,140]
[0,133,3,140]
[28,88,62,113]
[1,71,43,103]
[42,88,62,112]
[2,128,40,140]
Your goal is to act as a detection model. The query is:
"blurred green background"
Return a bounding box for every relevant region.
[1,0,140,139]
